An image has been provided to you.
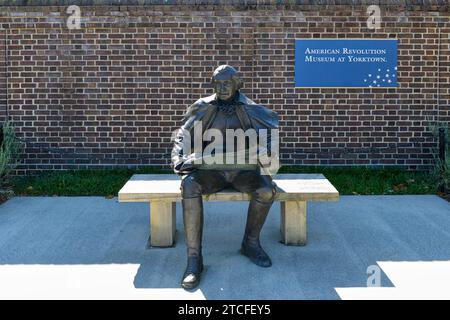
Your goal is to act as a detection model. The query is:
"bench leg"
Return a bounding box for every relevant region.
[280,201,307,246]
[149,201,176,247]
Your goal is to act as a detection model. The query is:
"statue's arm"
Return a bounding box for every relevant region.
[170,128,185,174]
[171,126,196,175]
[244,105,279,175]
[245,105,279,156]
[171,101,205,175]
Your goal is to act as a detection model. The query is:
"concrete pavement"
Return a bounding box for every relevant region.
[0,195,449,299]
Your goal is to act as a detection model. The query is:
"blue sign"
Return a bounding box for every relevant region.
[295,39,398,88]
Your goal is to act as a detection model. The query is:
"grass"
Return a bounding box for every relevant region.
[10,166,438,197]
[278,166,437,195]
[11,167,171,197]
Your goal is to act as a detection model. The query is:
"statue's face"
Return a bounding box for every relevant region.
[214,79,237,102]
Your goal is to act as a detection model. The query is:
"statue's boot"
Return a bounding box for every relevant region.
[240,199,273,268]
[181,196,204,289]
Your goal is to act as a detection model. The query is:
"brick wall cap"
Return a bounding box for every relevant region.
[0,0,448,8]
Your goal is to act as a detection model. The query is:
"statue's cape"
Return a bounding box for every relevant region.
[182,92,279,131]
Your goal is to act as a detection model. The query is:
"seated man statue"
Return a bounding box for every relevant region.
[171,65,279,289]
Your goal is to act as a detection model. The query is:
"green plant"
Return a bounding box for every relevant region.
[426,119,450,192]
[11,166,436,197]
[0,120,23,187]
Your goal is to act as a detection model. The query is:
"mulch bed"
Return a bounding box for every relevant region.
[437,184,450,202]
[437,191,450,202]
[0,189,14,205]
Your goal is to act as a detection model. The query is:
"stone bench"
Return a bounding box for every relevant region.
[118,173,339,247]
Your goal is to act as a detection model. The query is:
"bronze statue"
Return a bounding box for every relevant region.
[171,65,279,289]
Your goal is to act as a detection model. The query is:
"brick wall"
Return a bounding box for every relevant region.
[0,28,6,123]
[0,2,449,174]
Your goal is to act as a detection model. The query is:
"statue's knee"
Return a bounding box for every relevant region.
[254,186,276,203]
[181,175,202,198]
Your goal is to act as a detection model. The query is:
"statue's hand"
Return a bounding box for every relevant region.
[175,157,197,174]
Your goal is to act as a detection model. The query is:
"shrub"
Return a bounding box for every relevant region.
[0,120,23,187]
[427,119,450,192]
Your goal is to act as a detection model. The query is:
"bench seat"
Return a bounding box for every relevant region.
[118,173,339,247]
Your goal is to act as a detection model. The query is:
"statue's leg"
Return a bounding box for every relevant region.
[180,196,203,289]
[180,169,227,289]
[231,171,277,267]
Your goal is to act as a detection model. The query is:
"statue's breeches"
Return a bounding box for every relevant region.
[180,169,276,204]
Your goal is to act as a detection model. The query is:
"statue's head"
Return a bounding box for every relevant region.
[211,65,243,102]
